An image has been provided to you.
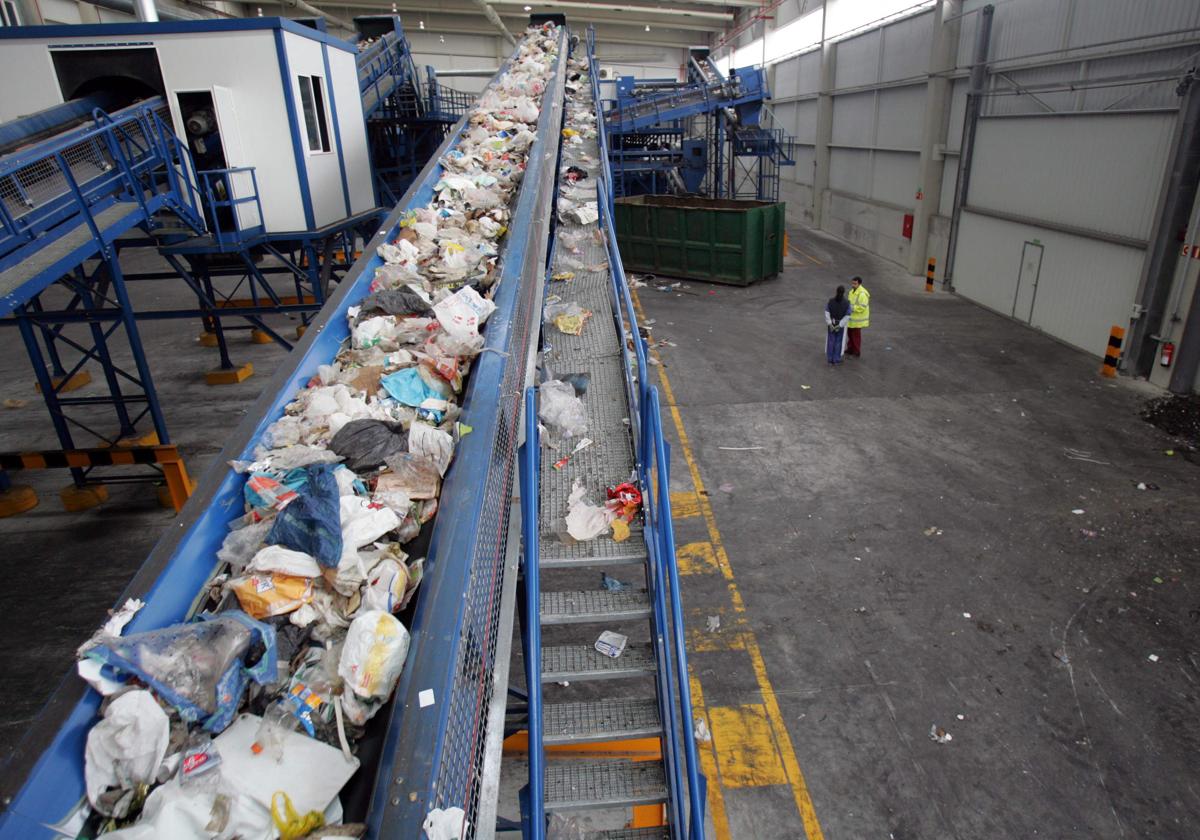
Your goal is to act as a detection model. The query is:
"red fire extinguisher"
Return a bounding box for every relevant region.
[1160,341,1175,367]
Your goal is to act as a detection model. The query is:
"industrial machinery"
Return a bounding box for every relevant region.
[0,19,703,840]
[0,15,469,502]
[604,48,797,202]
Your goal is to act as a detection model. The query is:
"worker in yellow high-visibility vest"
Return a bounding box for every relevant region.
[846,275,870,357]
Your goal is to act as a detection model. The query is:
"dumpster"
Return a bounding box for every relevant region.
[613,195,785,286]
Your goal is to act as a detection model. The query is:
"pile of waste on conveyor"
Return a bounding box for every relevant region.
[71,23,560,840]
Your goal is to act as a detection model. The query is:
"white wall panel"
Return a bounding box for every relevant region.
[955,210,1146,355]
[38,0,81,23]
[879,11,931,83]
[875,85,925,149]
[795,51,822,95]
[944,78,967,153]
[830,91,874,146]
[773,57,800,100]
[790,145,815,186]
[834,29,879,89]
[1066,0,1200,51]
[0,44,61,120]
[939,158,958,218]
[793,99,818,144]
[772,101,798,133]
[327,46,374,215]
[870,149,917,208]
[285,33,348,229]
[969,113,1175,241]
[829,147,871,196]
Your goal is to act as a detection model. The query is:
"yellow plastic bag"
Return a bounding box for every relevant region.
[227,573,314,619]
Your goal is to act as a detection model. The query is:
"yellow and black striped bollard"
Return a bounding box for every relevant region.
[925,257,936,293]
[1100,325,1125,377]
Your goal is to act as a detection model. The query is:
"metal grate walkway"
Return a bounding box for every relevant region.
[530,50,673,834]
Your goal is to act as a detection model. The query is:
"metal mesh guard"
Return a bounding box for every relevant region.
[428,133,546,832]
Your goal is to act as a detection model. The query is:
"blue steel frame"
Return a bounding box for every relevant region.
[0,24,565,839]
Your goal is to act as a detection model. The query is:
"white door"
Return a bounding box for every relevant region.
[211,85,261,231]
[1012,241,1043,324]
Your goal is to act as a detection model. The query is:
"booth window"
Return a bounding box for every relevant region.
[298,75,331,153]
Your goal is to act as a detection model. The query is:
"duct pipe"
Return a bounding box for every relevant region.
[133,0,159,22]
[472,0,517,47]
[943,3,993,289]
[277,0,357,33]
[1130,69,1200,381]
[87,0,202,20]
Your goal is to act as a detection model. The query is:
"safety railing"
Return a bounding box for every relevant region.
[519,386,545,840]
[0,99,206,267]
[197,167,265,248]
[591,25,708,838]
[358,29,426,119]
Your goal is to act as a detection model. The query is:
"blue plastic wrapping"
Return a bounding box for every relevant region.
[82,611,276,733]
[266,463,344,568]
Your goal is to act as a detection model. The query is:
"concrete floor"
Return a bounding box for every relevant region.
[1,225,1198,839]
[636,225,1200,839]
[0,253,290,757]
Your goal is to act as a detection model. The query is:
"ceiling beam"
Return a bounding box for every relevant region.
[331,11,699,47]
[316,1,722,31]
[483,0,732,23]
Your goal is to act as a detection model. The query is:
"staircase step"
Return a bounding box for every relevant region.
[544,696,661,745]
[542,643,655,683]
[586,829,670,840]
[540,537,648,570]
[544,758,667,811]
[540,589,651,625]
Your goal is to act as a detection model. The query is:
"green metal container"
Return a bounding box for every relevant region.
[613,195,785,286]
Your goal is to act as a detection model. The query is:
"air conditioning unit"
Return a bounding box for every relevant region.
[599,67,611,79]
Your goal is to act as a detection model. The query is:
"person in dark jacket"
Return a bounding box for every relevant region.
[824,285,851,365]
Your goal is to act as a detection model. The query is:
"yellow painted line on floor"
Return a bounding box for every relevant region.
[670,489,702,518]
[634,289,828,840]
[689,672,733,839]
[788,243,824,267]
[676,541,719,575]
[709,704,790,787]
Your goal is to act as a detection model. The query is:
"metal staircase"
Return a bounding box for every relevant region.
[355,16,476,204]
[603,49,799,202]
[518,28,705,840]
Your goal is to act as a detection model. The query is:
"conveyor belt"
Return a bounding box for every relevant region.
[0,25,568,840]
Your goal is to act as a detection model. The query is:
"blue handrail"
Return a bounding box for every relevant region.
[0,99,206,260]
[197,167,265,248]
[520,385,545,840]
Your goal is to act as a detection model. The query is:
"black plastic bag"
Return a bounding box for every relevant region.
[330,419,409,472]
[359,288,433,318]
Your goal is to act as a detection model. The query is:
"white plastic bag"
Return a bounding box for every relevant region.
[424,807,469,840]
[538,380,588,438]
[246,545,321,579]
[338,610,410,699]
[565,480,613,541]
[85,690,170,816]
[408,422,455,476]
[433,285,496,340]
[340,495,402,563]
